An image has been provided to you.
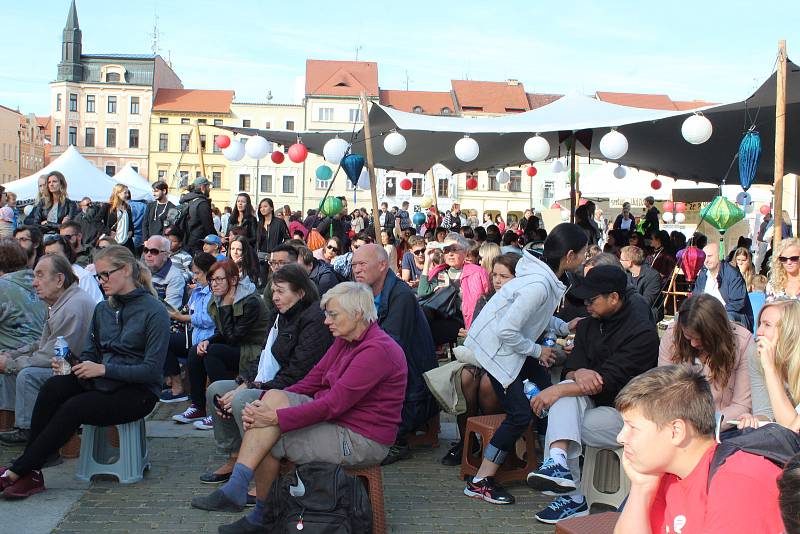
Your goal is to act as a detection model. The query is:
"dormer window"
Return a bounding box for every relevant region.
[106,72,120,82]
[101,65,127,84]
[412,106,423,114]
[441,107,452,115]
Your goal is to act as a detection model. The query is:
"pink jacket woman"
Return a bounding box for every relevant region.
[427,262,489,329]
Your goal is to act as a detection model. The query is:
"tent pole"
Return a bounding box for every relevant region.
[429,167,440,227]
[569,136,577,224]
[360,92,382,240]
[195,122,206,178]
[773,40,787,252]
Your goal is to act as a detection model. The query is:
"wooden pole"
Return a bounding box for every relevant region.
[195,122,206,178]
[429,167,440,227]
[569,136,577,223]
[360,92,382,240]
[773,40,787,252]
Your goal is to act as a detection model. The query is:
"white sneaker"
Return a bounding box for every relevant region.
[172,404,205,424]
[193,415,213,430]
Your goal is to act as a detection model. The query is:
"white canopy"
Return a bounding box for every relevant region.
[113,163,153,201]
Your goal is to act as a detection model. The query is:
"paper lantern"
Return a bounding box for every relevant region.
[222,140,245,161]
[215,135,231,149]
[675,212,686,224]
[315,165,333,181]
[357,169,370,189]
[738,130,761,191]
[523,135,550,162]
[341,154,365,187]
[270,150,285,164]
[675,202,687,213]
[550,202,561,209]
[384,132,407,156]
[681,246,705,282]
[745,202,755,214]
[420,197,433,209]
[560,209,570,221]
[526,166,537,177]
[760,204,771,216]
[736,191,751,206]
[323,138,349,165]
[551,160,565,173]
[287,143,308,163]
[400,178,412,190]
[651,179,662,190]
[663,201,674,212]
[320,196,344,217]
[245,136,271,159]
[496,170,510,184]
[454,136,479,162]
[599,130,628,160]
[663,211,674,223]
[700,195,744,255]
[412,212,426,226]
[613,165,627,179]
[579,198,588,206]
[466,177,478,190]
[681,114,713,145]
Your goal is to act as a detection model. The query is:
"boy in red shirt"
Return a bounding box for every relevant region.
[614,365,785,534]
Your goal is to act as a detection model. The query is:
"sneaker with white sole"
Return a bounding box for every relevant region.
[526,458,576,494]
[463,476,515,505]
[193,416,213,430]
[172,404,206,424]
[534,496,589,523]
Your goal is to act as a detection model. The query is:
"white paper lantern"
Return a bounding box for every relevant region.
[323,138,349,165]
[613,165,627,179]
[383,132,407,156]
[599,130,628,160]
[662,211,674,223]
[681,114,712,144]
[244,136,271,160]
[496,170,510,184]
[454,136,479,162]
[675,212,686,224]
[523,135,550,162]
[357,168,370,189]
[560,209,570,221]
[551,160,565,173]
[222,140,245,161]
[420,197,433,209]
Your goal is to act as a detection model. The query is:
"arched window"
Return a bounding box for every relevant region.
[105,72,121,82]
[441,107,452,115]
[412,106,423,114]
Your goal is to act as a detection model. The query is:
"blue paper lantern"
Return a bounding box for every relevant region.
[341,154,365,188]
[738,130,761,191]
[412,212,426,226]
[315,165,333,181]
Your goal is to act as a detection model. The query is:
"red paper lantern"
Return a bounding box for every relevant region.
[651,179,662,190]
[270,150,285,164]
[526,166,538,177]
[675,202,687,213]
[400,178,412,191]
[579,198,588,206]
[287,143,308,163]
[759,204,771,216]
[215,135,231,149]
[680,246,705,283]
[663,201,674,212]
[550,202,561,209]
[466,178,478,190]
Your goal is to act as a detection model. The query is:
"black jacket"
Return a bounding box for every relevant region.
[228,215,258,248]
[256,216,290,254]
[143,200,175,241]
[26,197,78,226]
[564,296,659,406]
[102,203,134,246]
[309,260,340,297]
[317,216,347,247]
[694,262,754,330]
[641,207,660,238]
[629,263,663,309]
[180,191,215,252]
[259,300,333,390]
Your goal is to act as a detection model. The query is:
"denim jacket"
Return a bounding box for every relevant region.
[188,284,215,345]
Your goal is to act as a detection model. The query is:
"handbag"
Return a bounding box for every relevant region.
[418,283,463,325]
[306,228,326,251]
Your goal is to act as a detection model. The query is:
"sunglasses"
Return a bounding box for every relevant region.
[326,245,339,253]
[413,249,426,256]
[443,245,462,254]
[94,266,123,282]
[143,247,166,255]
[779,255,800,263]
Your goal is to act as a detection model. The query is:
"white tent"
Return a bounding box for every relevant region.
[113,163,153,201]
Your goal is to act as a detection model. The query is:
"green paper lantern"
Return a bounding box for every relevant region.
[699,195,745,256]
[320,196,344,217]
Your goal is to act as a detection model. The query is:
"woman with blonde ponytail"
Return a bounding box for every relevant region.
[0,245,169,499]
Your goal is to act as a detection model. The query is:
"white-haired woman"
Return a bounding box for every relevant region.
[192,282,408,529]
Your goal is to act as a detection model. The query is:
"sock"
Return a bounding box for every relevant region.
[570,493,585,504]
[245,499,266,526]
[471,476,485,484]
[550,447,568,468]
[220,463,254,506]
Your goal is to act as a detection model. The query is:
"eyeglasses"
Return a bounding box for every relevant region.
[15,236,32,243]
[779,255,800,264]
[94,266,123,282]
[43,234,62,244]
[323,310,339,319]
[143,247,166,255]
[413,249,426,256]
[326,245,339,253]
[209,276,228,285]
[583,294,607,306]
[443,245,462,254]
[61,233,80,241]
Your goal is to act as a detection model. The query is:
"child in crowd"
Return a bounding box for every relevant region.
[749,274,768,334]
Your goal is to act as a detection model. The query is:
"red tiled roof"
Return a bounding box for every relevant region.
[153,89,234,113]
[526,93,563,110]
[36,116,51,129]
[379,90,455,114]
[452,80,530,114]
[306,60,379,97]
[673,100,716,110]
[595,91,678,110]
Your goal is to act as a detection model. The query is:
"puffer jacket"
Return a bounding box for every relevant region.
[423,262,490,329]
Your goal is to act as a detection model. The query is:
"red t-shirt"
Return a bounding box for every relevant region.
[649,444,785,534]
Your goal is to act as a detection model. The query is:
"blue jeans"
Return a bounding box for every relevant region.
[484,370,532,464]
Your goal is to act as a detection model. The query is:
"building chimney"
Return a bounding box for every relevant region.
[506,79,519,86]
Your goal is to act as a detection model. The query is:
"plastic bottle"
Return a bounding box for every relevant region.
[542,329,557,348]
[522,379,548,417]
[54,336,71,376]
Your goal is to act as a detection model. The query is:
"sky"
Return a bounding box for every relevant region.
[2,0,799,116]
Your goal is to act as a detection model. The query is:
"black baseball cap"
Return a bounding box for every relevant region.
[569,265,628,300]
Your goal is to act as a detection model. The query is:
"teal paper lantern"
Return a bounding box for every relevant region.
[412,212,426,226]
[315,165,333,181]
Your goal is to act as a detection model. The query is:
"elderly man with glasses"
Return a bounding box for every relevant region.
[143,235,186,310]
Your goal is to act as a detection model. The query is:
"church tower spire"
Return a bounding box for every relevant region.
[57,0,83,82]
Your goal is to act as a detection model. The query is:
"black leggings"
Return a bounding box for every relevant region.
[11,374,157,476]
[164,331,191,377]
[187,343,240,408]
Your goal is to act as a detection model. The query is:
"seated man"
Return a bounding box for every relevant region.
[527,265,659,523]
[192,283,407,533]
[143,235,186,310]
[43,235,104,303]
[620,245,663,320]
[202,234,227,262]
[614,365,786,534]
[294,244,340,297]
[0,254,95,444]
[694,242,753,330]
[331,232,372,281]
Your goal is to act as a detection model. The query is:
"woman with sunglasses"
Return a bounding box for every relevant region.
[314,237,341,265]
[767,238,800,299]
[401,235,426,288]
[0,245,168,499]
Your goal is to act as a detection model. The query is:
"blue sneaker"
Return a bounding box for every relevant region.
[534,496,589,524]
[526,458,576,493]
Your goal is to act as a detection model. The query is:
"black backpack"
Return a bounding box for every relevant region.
[262,462,372,534]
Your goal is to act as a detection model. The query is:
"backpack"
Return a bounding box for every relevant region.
[262,462,372,534]
[708,424,800,490]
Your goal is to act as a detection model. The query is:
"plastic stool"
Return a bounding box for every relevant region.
[555,511,620,534]
[580,446,630,510]
[405,413,440,449]
[345,465,386,534]
[460,414,537,484]
[0,409,14,431]
[76,419,150,484]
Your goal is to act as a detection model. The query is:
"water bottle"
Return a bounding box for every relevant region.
[54,336,71,376]
[542,329,557,347]
[523,379,548,417]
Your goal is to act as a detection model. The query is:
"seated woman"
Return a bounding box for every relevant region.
[0,245,168,498]
[646,230,676,280]
[731,246,756,291]
[191,282,407,532]
[229,236,263,289]
[737,299,800,432]
[767,238,800,299]
[173,260,269,426]
[658,294,754,432]
[200,264,333,483]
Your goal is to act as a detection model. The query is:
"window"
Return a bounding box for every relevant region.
[260,174,272,193]
[54,126,61,146]
[437,177,449,198]
[213,135,222,153]
[200,135,207,151]
[509,169,522,192]
[385,176,396,197]
[242,119,251,127]
[282,175,294,194]
[179,170,189,187]
[105,72,120,82]
[238,174,250,191]
[213,119,223,126]
[105,164,115,176]
[196,171,202,178]
[543,180,554,200]
[488,169,500,191]
[86,95,95,113]
[286,120,295,131]
[212,172,222,188]
[181,118,190,125]
[441,107,452,115]
[128,129,139,148]
[68,93,77,112]
[56,94,61,111]
[265,121,271,129]
[106,128,116,147]
[412,106,423,114]
[157,170,167,180]
[85,127,95,147]
[68,126,77,146]
[107,96,117,113]
[349,109,361,122]
[159,117,168,124]
[131,165,138,173]
[318,107,334,121]
[159,133,168,152]
[412,177,423,197]
[180,134,190,152]
[197,118,206,124]
[130,96,140,114]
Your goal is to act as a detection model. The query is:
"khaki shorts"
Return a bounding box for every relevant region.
[271,392,389,467]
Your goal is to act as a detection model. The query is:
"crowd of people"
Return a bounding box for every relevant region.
[0,172,799,533]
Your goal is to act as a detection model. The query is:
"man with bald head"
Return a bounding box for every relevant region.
[352,244,438,465]
[694,242,753,330]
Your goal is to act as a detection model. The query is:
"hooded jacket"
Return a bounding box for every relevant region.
[309,259,340,297]
[0,270,47,353]
[465,250,569,388]
[179,191,215,252]
[694,261,754,330]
